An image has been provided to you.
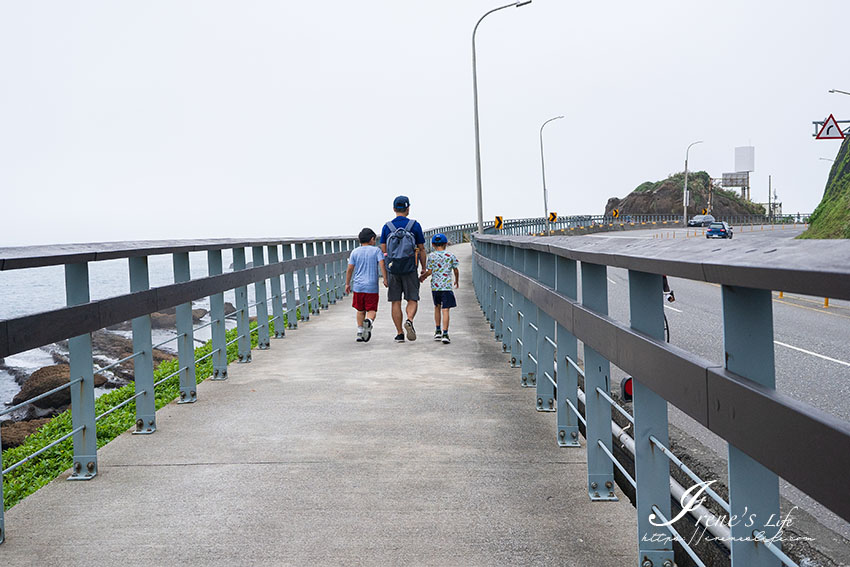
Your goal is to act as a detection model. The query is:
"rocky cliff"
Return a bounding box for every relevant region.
[605,171,766,218]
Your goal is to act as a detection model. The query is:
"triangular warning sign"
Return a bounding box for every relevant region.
[816,114,845,140]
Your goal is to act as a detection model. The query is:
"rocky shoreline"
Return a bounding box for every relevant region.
[1,302,234,450]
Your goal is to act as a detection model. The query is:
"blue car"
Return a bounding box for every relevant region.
[706,221,733,239]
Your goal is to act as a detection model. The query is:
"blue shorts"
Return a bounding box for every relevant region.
[432,290,457,309]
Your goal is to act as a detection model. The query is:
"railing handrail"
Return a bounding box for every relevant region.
[0,236,355,271]
[476,234,850,300]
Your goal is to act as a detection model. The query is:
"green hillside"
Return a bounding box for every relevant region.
[799,136,850,239]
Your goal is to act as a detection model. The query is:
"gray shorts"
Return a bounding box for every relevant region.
[387,271,420,302]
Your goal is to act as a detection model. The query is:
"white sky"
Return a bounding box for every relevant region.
[1,1,847,246]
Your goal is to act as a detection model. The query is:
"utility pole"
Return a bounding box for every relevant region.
[768,175,772,224]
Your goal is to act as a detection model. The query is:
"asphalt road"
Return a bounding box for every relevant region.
[581,225,850,546]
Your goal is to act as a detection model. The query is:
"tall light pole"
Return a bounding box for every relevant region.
[540,115,563,236]
[473,0,533,234]
[683,140,703,224]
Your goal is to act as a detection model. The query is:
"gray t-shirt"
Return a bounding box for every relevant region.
[348,245,384,293]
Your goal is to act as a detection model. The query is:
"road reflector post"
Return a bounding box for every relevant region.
[778,291,784,299]
[824,298,829,308]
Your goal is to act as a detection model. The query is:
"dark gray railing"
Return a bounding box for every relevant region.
[472,231,849,567]
[0,236,356,544]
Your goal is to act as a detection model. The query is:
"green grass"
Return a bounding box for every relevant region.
[799,137,850,239]
[2,312,298,511]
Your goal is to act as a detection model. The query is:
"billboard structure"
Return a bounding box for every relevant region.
[723,146,755,200]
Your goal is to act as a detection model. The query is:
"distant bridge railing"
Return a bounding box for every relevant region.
[424,214,811,247]
[471,227,849,567]
[0,236,356,544]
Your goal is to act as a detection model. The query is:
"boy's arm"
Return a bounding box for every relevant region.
[345,264,354,294]
[453,267,460,288]
[379,259,388,287]
[416,243,427,272]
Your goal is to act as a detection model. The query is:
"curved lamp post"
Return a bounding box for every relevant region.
[828,89,850,96]
[473,0,533,234]
[540,115,564,236]
[683,140,703,224]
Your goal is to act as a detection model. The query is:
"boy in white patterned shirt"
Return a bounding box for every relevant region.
[418,233,459,344]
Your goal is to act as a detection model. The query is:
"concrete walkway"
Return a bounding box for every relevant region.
[3,243,637,566]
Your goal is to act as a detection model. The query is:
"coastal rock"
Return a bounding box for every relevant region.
[224,302,235,314]
[150,312,177,328]
[107,307,208,331]
[1,418,51,449]
[12,365,107,410]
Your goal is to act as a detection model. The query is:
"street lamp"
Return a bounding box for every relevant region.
[540,115,564,236]
[829,89,850,96]
[683,140,703,225]
[473,0,533,234]
[819,157,835,162]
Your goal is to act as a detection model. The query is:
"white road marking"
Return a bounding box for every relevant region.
[664,304,682,313]
[607,277,617,284]
[774,341,850,367]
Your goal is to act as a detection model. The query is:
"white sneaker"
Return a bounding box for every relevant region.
[362,319,373,342]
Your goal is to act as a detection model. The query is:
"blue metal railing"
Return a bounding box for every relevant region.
[470,224,849,567]
[0,236,357,544]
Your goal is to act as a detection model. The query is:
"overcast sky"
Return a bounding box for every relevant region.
[1,1,847,246]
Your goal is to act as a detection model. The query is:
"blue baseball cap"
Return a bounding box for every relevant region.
[393,195,410,210]
[431,233,447,245]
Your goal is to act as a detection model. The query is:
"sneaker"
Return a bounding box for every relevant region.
[394,333,405,343]
[404,319,417,341]
[362,319,373,342]
[356,331,364,342]
[433,329,442,341]
[441,332,451,344]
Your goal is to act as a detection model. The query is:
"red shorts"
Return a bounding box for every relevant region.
[352,292,379,312]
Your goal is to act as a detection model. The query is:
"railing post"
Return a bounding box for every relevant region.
[294,242,309,321]
[328,241,338,305]
[334,239,344,301]
[64,262,98,479]
[282,243,297,328]
[251,246,270,350]
[555,255,580,447]
[581,262,617,501]
[318,241,330,310]
[232,247,252,363]
[129,257,156,434]
[492,244,504,343]
[173,252,197,403]
[536,251,556,412]
[305,242,319,316]
[722,285,781,567]
[629,270,673,565]
[267,245,286,338]
[520,248,539,388]
[207,250,228,380]
[510,245,522,368]
[499,243,513,354]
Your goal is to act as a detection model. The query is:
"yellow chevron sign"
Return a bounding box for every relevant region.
[612,209,620,218]
[548,212,558,223]
[495,216,504,230]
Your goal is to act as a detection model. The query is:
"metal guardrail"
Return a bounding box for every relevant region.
[471,230,850,567]
[0,236,357,544]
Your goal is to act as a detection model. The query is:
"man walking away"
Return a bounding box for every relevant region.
[380,195,426,342]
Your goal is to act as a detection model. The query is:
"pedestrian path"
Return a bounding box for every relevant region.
[2,243,637,566]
